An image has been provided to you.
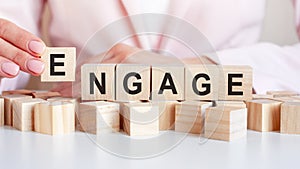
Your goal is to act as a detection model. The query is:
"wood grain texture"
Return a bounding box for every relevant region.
[121,102,159,136]
[116,64,150,101]
[3,95,33,126]
[151,65,184,101]
[34,101,75,135]
[246,99,282,132]
[204,106,247,141]
[2,89,34,96]
[267,90,298,98]
[41,47,76,82]
[32,91,61,100]
[218,66,252,101]
[185,65,219,101]
[214,101,246,108]
[0,98,4,126]
[79,101,119,134]
[281,102,300,134]
[252,94,273,100]
[12,98,45,131]
[175,101,212,134]
[155,101,178,130]
[81,64,116,101]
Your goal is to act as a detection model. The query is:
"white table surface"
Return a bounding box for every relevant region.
[0,126,299,169]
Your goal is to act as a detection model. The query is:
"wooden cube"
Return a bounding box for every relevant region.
[34,101,75,135]
[81,64,115,101]
[218,66,252,101]
[281,102,300,134]
[156,101,178,130]
[32,91,61,100]
[41,47,76,82]
[267,90,298,98]
[185,65,219,101]
[252,94,273,100]
[2,89,34,96]
[175,101,212,134]
[246,99,281,132]
[214,101,246,108]
[3,95,33,126]
[79,101,119,134]
[12,98,45,131]
[151,65,184,101]
[116,64,150,101]
[0,98,4,126]
[205,106,247,141]
[122,102,159,136]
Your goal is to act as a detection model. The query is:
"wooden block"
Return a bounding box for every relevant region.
[79,101,119,134]
[12,98,45,131]
[81,64,115,101]
[3,95,33,126]
[121,102,159,136]
[218,66,252,101]
[246,99,281,132]
[151,65,184,101]
[2,89,34,96]
[32,91,61,100]
[175,101,212,134]
[281,102,300,134]
[116,64,150,101]
[34,101,75,135]
[41,47,76,82]
[204,106,247,141]
[47,97,80,130]
[185,65,219,101]
[252,94,273,100]
[155,101,178,130]
[214,101,246,108]
[267,90,298,98]
[0,98,4,126]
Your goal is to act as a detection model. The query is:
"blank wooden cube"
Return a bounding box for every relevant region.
[0,98,4,126]
[41,47,76,82]
[3,95,33,126]
[81,64,115,101]
[214,101,246,108]
[185,65,219,101]
[122,102,159,136]
[116,64,150,101]
[12,98,45,131]
[34,101,75,135]
[246,99,281,132]
[218,66,252,101]
[175,101,212,134]
[151,65,184,101]
[156,101,178,130]
[79,101,119,134]
[205,106,247,141]
[281,102,300,134]
[267,90,298,98]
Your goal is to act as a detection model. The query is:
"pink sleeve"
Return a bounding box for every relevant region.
[216,1,300,94]
[0,0,45,92]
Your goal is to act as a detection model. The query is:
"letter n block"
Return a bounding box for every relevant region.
[152,65,185,101]
[81,64,115,101]
[41,47,76,82]
[185,65,219,101]
[116,64,150,101]
[218,66,252,101]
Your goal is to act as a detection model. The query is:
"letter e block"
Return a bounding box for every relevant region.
[41,47,76,82]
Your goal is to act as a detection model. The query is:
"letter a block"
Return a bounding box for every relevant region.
[281,102,300,134]
[218,66,252,101]
[41,47,76,82]
[81,64,116,101]
[185,65,219,101]
[116,64,150,101]
[152,65,185,101]
[34,101,75,135]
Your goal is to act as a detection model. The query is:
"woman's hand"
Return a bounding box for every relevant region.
[0,19,45,78]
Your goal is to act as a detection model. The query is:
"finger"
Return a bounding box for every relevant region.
[0,38,44,76]
[0,56,20,78]
[0,19,45,56]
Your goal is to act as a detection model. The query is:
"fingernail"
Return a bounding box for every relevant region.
[27,59,45,74]
[2,62,20,76]
[28,40,45,54]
